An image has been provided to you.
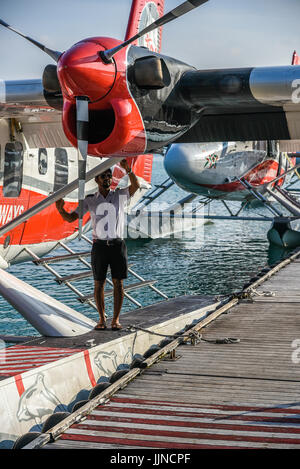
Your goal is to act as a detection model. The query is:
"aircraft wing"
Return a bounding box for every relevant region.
[279,140,300,153]
[0,78,69,147]
[176,65,300,142]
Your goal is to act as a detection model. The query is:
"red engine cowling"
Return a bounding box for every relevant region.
[57,37,146,157]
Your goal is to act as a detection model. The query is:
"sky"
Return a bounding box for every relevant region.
[0,0,300,80]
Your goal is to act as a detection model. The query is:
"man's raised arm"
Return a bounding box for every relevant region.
[56,199,79,223]
[120,159,140,197]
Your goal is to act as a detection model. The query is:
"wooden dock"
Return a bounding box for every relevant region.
[32,249,300,450]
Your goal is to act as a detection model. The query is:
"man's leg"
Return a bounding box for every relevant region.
[111,278,124,329]
[94,279,106,328]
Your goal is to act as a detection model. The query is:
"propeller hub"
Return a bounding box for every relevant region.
[57,37,118,102]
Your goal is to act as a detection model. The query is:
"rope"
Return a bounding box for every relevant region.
[127,325,180,339]
[200,336,240,344]
[127,325,240,345]
[249,288,275,297]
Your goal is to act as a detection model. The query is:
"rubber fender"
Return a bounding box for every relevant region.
[109,369,129,384]
[117,364,130,371]
[130,357,147,369]
[88,382,111,400]
[42,411,71,433]
[143,344,161,359]
[131,353,144,361]
[159,338,173,348]
[13,432,41,449]
[72,400,89,413]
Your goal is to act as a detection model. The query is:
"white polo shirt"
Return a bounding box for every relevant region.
[76,188,130,240]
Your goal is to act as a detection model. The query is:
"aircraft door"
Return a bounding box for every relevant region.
[0,141,28,254]
[19,147,73,247]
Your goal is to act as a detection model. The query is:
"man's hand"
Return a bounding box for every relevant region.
[56,199,65,212]
[119,159,140,197]
[56,199,78,222]
[120,159,131,173]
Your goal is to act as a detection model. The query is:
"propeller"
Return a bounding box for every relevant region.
[100,0,209,63]
[0,18,89,239]
[0,18,62,62]
[0,0,210,239]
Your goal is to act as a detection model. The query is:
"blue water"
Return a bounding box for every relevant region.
[0,156,294,338]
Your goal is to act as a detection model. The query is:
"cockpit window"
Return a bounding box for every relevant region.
[38,148,48,175]
[54,148,68,192]
[3,141,24,198]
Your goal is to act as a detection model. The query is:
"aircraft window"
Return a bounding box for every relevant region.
[54,148,68,192]
[3,141,23,198]
[38,148,48,175]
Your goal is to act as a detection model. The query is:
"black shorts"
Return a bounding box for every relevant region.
[91,239,128,281]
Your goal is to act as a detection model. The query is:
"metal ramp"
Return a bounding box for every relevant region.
[24,234,168,312]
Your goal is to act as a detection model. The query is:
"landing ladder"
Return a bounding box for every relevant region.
[266,185,300,215]
[136,177,175,208]
[237,177,283,217]
[24,235,168,312]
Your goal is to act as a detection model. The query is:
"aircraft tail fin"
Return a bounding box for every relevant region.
[292,50,300,65]
[125,0,165,53]
[130,154,153,184]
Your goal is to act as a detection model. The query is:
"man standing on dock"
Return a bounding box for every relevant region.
[56,159,140,331]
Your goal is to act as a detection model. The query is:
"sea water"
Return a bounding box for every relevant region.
[0,156,294,338]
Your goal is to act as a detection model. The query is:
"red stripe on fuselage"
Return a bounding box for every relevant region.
[201,159,282,192]
[0,188,90,245]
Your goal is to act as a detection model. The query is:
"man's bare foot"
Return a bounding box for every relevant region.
[111,322,122,330]
[94,322,107,330]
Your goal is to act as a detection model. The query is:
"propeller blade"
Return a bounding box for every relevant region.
[100,0,209,63]
[76,96,89,240]
[0,18,62,62]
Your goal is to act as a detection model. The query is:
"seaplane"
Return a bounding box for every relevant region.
[164,139,295,202]
[0,0,298,329]
[163,135,300,248]
[1,0,300,450]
